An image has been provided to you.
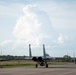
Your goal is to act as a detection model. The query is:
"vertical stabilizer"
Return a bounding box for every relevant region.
[43,44,46,58]
[29,44,32,58]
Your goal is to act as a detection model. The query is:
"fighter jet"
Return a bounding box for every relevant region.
[28,44,51,68]
[0,55,12,61]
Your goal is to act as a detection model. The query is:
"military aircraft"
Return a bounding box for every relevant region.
[28,44,51,68]
[0,55,12,62]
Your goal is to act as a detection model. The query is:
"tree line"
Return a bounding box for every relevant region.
[0,55,75,62]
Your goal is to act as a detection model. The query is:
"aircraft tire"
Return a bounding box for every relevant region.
[36,64,38,68]
[46,64,48,68]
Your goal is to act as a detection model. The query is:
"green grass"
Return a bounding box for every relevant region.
[1,64,35,68]
[0,60,36,68]
[0,60,73,68]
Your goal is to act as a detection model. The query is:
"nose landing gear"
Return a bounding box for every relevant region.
[35,62,48,68]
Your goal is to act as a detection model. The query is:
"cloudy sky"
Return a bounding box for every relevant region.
[0,0,76,57]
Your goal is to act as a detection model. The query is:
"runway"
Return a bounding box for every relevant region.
[0,64,76,75]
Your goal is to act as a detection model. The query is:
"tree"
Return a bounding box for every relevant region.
[63,55,71,62]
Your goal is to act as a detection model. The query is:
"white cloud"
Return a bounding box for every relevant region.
[13,4,52,46]
[58,33,68,44]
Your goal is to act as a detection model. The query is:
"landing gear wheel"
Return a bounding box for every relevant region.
[36,64,38,68]
[46,64,48,68]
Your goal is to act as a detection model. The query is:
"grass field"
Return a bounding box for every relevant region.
[0,60,74,68]
[0,60,36,68]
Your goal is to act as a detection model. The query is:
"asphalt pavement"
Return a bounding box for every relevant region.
[0,64,76,75]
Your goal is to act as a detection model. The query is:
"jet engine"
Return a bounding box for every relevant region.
[38,57,43,62]
[32,57,38,62]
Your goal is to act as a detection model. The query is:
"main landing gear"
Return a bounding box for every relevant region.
[45,62,48,68]
[36,64,38,68]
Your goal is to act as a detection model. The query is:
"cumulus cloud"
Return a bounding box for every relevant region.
[58,33,68,44]
[0,4,53,55]
[13,4,52,46]
[0,4,70,52]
